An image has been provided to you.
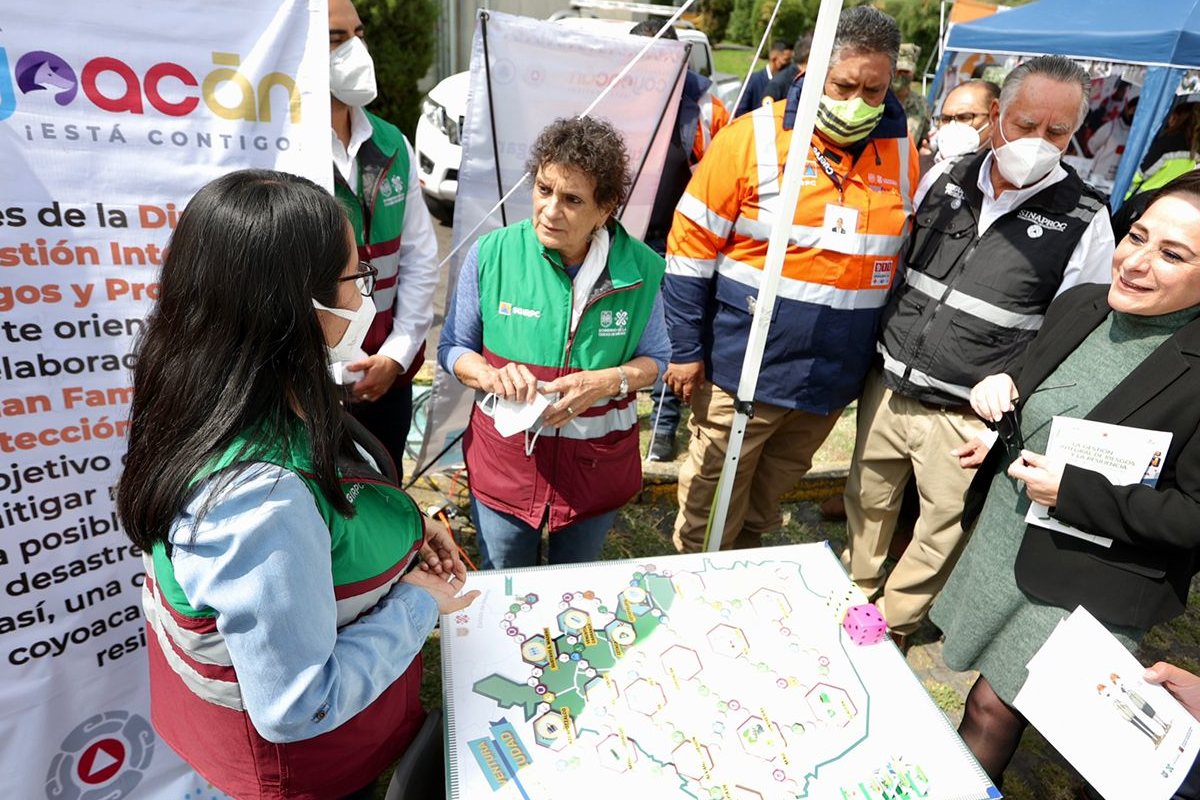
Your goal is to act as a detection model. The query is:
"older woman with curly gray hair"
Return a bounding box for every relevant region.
[439,116,669,569]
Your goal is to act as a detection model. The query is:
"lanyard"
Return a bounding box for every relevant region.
[810,144,845,203]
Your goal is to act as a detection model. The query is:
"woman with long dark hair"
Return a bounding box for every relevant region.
[117,169,476,800]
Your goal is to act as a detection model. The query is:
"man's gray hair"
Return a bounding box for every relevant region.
[831,6,901,72]
[1000,55,1090,131]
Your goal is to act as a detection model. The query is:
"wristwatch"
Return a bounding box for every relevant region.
[616,366,629,400]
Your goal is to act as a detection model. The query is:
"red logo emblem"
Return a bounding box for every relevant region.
[78,738,126,785]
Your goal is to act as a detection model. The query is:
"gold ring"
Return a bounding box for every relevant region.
[566,406,575,415]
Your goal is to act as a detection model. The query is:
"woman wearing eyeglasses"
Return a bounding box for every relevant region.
[929,171,1200,791]
[116,170,478,800]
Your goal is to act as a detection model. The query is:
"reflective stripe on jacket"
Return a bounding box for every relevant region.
[465,219,665,531]
[1127,150,1197,198]
[143,426,424,800]
[664,89,918,413]
[879,151,1105,405]
[694,93,729,165]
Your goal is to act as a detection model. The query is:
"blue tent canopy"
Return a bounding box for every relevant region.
[947,0,1200,69]
[943,0,1200,208]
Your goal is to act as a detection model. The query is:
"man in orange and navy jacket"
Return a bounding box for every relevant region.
[663,6,918,553]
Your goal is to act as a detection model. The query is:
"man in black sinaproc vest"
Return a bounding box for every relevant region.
[842,56,1116,647]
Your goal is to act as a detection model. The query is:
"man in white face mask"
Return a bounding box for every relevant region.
[664,6,918,554]
[329,0,439,471]
[930,79,999,165]
[843,55,1116,649]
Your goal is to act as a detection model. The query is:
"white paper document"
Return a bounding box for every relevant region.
[1024,417,1172,548]
[489,392,552,438]
[1015,607,1200,800]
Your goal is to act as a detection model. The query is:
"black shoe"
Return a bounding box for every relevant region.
[648,434,677,462]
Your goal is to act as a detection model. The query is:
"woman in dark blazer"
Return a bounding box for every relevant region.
[930,170,1200,790]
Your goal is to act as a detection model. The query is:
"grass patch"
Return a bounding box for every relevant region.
[712,46,760,80]
[922,680,964,713]
[1001,775,1038,800]
[637,389,856,468]
[1031,760,1079,800]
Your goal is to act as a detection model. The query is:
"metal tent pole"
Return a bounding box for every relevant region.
[704,0,846,552]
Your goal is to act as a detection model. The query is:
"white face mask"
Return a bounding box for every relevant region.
[314,294,375,364]
[934,120,989,163]
[992,113,1064,187]
[329,37,377,107]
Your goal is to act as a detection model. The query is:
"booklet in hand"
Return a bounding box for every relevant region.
[1014,607,1200,800]
[1024,417,1172,548]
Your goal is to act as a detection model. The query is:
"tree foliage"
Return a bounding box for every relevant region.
[696,0,737,43]
[877,0,942,76]
[713,0,956,79]
[723,0,881,51]
[357,0,439,138]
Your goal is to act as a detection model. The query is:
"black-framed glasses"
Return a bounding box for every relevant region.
[337,261,377,297]
[935,111,988,126]
[996,410,1025,461]
[994,382,1077,461]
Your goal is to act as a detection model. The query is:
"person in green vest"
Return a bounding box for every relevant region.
[1126,101,1200,198]
[117,170,477,800]
[439,117,670,569]
[329,0,440,471]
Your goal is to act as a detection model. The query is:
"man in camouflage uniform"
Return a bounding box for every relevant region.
[894,43,928,146]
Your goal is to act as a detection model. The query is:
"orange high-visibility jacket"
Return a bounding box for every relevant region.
[692,93,729,165]
[664,88,918,413]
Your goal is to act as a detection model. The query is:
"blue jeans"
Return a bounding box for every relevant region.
[471,497,615,569]
[649,375,681,439]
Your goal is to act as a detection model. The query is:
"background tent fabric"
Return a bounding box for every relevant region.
[942,0,1200,208]
[947,0,1200,68]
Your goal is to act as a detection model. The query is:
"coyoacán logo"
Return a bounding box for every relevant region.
[598,309,629,337]
[0,47,301,123]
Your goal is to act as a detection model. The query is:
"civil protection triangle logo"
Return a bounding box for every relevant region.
[45,710,154,800]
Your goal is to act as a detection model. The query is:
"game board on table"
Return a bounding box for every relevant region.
[441,543,998,800]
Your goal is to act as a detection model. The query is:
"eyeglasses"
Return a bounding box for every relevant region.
[337,261,377,297]
[994,382,1077,462]
[935,111,989,126]
[996,410,1025,462]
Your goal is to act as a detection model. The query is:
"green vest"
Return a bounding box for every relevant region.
[475,219,664,371]
[1126,153,1197,198]
[333,110,412,356]
[334,110,409,248]
[151,424,424,618]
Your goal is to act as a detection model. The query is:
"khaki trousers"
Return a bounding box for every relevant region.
[673,381,841,553]
[842,367,987,634]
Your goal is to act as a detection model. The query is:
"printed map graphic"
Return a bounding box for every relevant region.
[442,543,998,800]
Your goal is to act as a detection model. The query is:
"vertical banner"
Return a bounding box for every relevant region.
[415,11,686,476]
[0,3,329,798]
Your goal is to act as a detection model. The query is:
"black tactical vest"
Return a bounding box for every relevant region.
[878,151,1107,405]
